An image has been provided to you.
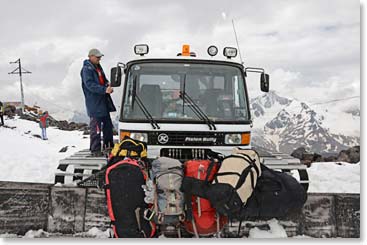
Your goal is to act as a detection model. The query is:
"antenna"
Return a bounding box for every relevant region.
[232,19,244,64]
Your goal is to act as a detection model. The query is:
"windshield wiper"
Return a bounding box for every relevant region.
[180,75,216,130]
[131,76,160,129]
[180,91,216,130]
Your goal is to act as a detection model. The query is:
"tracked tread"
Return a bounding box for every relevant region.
[56,149,309,188]
[298,169,309,191]
[54,149,108,185]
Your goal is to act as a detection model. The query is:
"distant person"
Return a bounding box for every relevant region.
[0,101,4,126]
[81,48,116,157]
[39,110,49,140]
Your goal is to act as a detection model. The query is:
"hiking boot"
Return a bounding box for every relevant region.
[103,147,113,155]
[89,151,105,158]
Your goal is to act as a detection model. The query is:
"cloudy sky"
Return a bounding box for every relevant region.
[0,0,360,120]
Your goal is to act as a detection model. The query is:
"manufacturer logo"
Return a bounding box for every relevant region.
[157,133,169,144]
[185,137,217,143]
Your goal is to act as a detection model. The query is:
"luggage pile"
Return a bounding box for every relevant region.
[103,136,307,238]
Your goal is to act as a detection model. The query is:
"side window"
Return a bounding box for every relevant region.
[233,76,240,106]
[233,75,246,108]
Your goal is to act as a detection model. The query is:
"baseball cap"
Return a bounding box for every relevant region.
[88,48,104,57]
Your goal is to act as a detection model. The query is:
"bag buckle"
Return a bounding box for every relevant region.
[144,208,155,221]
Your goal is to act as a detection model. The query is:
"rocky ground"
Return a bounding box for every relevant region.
[4,104,119,135]
[291,145,360,167]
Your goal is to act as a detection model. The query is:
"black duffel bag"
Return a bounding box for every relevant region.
[239,164,307,220]
[205,163,307,220]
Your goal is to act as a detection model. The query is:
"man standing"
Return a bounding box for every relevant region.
[0,101,4,126]
[81,49,116,157]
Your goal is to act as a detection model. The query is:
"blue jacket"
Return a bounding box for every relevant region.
[81,60,116,117]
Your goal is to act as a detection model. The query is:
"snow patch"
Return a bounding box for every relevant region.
[23,229,50,238]
[306,162,360,193]
[83,227,112,238]
[248,219,288,238]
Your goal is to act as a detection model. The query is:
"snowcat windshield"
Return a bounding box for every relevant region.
[121,62,249,123]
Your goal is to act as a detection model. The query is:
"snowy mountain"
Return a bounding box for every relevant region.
[251,91,360,154]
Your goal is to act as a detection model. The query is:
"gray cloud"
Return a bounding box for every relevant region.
[0,0,360,118]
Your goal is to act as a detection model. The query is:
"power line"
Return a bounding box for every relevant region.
[309,96,360,106]
[251,95,360,113]
[8,58,31,114]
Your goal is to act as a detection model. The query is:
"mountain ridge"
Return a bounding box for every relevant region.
[251,90,360,154]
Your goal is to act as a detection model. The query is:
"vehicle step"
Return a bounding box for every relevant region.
[59,159,107,165]
[266,164,307,170]
[55,172,92,177]
[57,164,104,171]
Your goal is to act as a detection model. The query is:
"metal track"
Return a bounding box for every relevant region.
[55,148,309,190]
[255,147,309,191]
[55,150,107,185]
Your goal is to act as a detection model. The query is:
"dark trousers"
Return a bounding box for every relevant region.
[0,114,3,126]
[90,114,114,152]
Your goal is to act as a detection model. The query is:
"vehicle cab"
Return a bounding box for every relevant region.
[110,44,269,160]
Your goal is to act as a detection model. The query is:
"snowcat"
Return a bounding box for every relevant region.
[55,44,308,191]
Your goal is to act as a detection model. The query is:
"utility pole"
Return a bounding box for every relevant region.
[9,58,31,114]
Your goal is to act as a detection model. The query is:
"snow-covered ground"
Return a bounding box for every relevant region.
[0,116,89,183]
[307,161,360,193]
[0,116,360,192]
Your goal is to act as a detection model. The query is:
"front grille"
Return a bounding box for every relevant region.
[160,148,210,160]
[148,131,225,146]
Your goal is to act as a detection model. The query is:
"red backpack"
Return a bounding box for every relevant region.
[183,160,228,237]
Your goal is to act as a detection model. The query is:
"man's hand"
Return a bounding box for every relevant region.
[106,86,114,94]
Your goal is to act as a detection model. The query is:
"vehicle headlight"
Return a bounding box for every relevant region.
[225,133,251,145]
[130,132,148,143]
[223,47,238,59]
[207,45,218,56]
[134,44,149,56]
[225,134,241,144]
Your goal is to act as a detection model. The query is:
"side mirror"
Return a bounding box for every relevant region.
[260,73,270,92]
[110,67,122,87]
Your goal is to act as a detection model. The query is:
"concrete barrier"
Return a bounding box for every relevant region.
[0,181,360,238]
[0,181,50,235]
